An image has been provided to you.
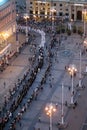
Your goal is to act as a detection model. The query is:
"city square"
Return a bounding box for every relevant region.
[0,0,87,130]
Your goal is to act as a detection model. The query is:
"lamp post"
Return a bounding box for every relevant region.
[68,64,77,105]
[84,38,87,52]
[57,83,68,129]
[61,83,64,125]
[82,9,87,37]
[50,7,56,32]
[16,26,19,53]
[79,50,82,88]
[83,39,87,72]
[45,103,56,130]
[24,14,29,43]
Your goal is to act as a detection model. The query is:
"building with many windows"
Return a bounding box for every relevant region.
[0,0,16,44]
[0,0,16,68]
[26,0,87,21]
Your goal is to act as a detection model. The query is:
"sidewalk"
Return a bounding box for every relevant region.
[7,32,26,52]
[0,32,26,71]
[0,32,37,108]
[64,75,87,130]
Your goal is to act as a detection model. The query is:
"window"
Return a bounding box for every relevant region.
[66,9,68,11]
[30,6,32,9]
[59,12,63,16]
[30,10,33,14]
[54,3,56,6]
[65,13,69,16]
[47,12,50,15]
[30,2,32,4]
[40,12,45,15]
[60,4,62,7]
[36,11,38,14]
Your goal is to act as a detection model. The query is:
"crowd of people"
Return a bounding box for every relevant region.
[0,42,53,130]
[0,47,44,130]
[0,17,58,130]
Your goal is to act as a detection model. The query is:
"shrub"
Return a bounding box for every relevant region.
[67,29,71,35]
[72,25,77,33]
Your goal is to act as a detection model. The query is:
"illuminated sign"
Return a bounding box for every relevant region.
[0,0,9,6]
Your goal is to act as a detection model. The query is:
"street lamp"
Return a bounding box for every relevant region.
[83,38,87,51]
[45,103,56,130]
[16,25,19,53]
[24,14,29,43]
[82,9,87,37]
[83,40,87,73]
[50,7,56,32]
[67,64,77,105]
[61,83,64,125]
[57,83,67,129]
[79,50,82,88]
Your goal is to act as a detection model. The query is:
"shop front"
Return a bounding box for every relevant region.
[0,43,11,71]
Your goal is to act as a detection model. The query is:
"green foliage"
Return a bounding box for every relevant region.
[77,26,83,35]
[56,24,66,34]
[67,29,71,35]
[72,25,77,33]
[61,25,66,33]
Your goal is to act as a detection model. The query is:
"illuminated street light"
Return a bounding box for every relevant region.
[82,9,87,37]
[45,103,56,130]
[50,7,56,32]
[68,64,77,105]
[84,38,87,48]
[24,14,29,43]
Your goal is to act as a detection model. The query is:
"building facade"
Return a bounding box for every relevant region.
[0,0,16,44]
[0,0,16,68]
[26,0,87,21]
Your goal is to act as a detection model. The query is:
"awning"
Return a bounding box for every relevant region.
[0,44,11,58]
